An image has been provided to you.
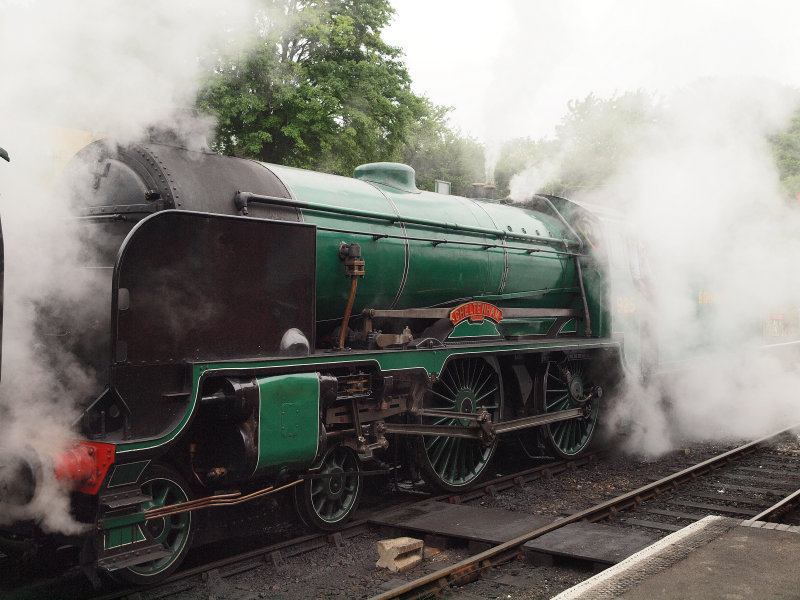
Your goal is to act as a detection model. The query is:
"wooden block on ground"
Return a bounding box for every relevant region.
[376,537,424,573]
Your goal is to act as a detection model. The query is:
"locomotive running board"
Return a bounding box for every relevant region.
[364,307,581,319]
[379,406,587,440]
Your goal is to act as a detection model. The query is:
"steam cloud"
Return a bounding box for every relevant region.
[0,0,254,533]
[510,79,800,455]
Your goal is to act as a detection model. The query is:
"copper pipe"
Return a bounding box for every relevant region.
[338,277,359,349]
[143,479,302,520]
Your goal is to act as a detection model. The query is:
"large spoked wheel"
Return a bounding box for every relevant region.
[112,464,194,585]
[294,445,362,531]
[538,360,599,458]
[412,357,503,492]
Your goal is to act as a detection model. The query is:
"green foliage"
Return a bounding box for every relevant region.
[197,0,428,176]
[493,137,551,198]
[554,91,657,195]
[769,105,800,201]
[398,99,486,196]
[493,91,659,198]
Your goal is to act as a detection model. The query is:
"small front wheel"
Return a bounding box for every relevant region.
[294,445,362,531]
[110,464,194,585]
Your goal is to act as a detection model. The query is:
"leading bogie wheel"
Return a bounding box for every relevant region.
[294,444,363,531]
[412,356,503,493]
[110,463,194,585]
[538,359,599,458]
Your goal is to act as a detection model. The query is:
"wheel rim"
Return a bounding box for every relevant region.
[543,360,598,456]
[309,446,360,524]
[129,476,191,576]
[422,357,502,487]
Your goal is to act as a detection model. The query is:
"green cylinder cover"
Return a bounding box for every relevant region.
[255,373,320,473]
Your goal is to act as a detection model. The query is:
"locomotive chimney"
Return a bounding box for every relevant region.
[471,183,486,198]
[145,109,213,152]
[471,183,495,199]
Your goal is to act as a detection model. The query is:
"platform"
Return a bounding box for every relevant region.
[553,516,800,599]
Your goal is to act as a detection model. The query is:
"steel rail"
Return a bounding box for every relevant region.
[747,487,800,523]
[88,454,594,600]
[368,424,800,600]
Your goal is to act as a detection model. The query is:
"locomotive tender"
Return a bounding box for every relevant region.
[0,137,628,583]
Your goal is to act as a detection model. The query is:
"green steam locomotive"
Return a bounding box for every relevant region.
[0,136,635,584]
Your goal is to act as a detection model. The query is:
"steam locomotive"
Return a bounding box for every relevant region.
[0,135,639,584]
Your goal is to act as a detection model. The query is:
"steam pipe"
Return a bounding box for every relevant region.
[533,195,592,335]
[339,277,358,349]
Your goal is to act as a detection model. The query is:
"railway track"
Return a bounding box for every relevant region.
[5,430,797,600]
[0,452,602,600]
[371,425,800,600]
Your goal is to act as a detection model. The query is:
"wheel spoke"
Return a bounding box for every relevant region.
[155,487,170,507]
[546,393,569,411]
[429,388,458,406]
[429,436,450,468]
[440,439,457,478]
[475,386,498,403]
[436,375,455,397]
[455,440,467,482]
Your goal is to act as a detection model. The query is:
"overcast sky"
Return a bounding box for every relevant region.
[383,0,800,144]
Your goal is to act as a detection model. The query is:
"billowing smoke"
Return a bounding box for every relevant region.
[510,79,800,455]
[602,79,800,453]
[0,0,254,532]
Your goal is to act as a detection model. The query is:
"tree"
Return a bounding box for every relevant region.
[492,137,551,199]
[197,0,429,176]
[493,91,659,199]
[551,91,659,196]
[399,100,486,196]
[769,105,800,201]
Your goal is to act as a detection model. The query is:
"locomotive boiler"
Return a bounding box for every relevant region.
[0,136,624,584]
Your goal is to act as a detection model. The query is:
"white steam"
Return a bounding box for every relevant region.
[0,0,254,533]
[510,79,800,455]
[609,80,800,453]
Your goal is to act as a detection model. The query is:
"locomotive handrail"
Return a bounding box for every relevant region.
[315,224,583,257]
[234,191,581,248]
[532,195,584,250]
[532,195,592,335]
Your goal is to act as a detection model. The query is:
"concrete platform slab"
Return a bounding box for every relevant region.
[553,516,800,599]
[523,522,659,566]
[369,502,551,544]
